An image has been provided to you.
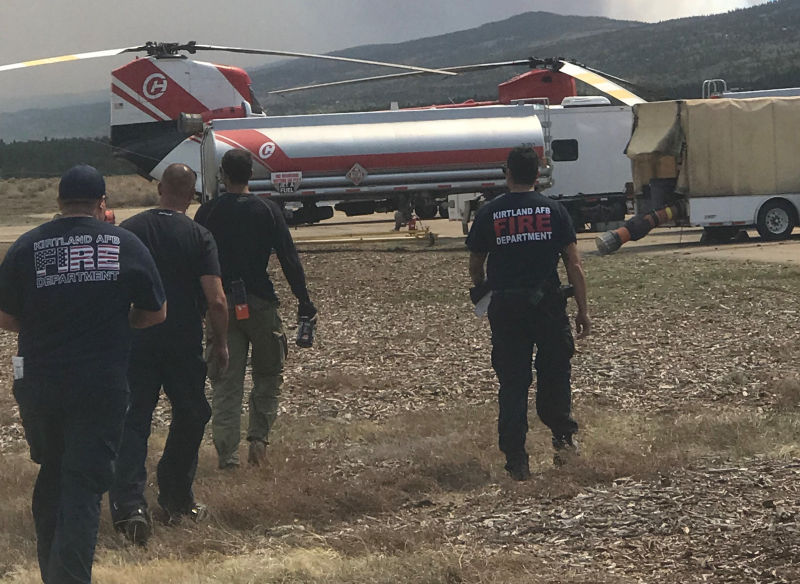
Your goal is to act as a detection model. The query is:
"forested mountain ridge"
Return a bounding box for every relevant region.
[257,0,800,113]
[1,0,797,146]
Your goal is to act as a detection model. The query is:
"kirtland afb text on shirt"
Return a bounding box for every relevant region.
[493,206,553,245]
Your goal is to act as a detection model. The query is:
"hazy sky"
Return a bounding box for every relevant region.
[0,0,771,112]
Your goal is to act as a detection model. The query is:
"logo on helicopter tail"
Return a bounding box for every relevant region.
[143,74,168,99]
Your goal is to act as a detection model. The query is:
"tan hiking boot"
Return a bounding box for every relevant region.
[248,439,268,466]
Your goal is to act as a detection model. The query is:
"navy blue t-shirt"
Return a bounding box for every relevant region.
[0,217,165,384]
[121,209,220,344]
[465,191,576,290]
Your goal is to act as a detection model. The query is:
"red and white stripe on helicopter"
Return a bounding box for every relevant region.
[111,58,256,125]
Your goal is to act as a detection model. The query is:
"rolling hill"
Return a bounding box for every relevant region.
[1,0,798,143]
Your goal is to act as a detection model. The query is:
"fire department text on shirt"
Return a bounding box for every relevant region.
[492,206,553,245]
[33,234,121,289]
[496,231,553,244]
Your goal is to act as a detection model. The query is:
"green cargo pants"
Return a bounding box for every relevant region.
[210,294,286,468]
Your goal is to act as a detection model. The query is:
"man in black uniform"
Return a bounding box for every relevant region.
[109,163,229,544]
[466,146,591,481]
[195,149,317,469]
[0,165,166,583]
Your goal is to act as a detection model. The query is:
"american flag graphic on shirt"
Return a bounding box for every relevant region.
[33,233,121,288]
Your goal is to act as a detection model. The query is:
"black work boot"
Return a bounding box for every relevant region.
[157,500,209,525]
[113,507,152,546]
[552,435,580,467]
[504,452,531,481]
[157,491,209,525]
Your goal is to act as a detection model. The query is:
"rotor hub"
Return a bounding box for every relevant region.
[142,41,197,58]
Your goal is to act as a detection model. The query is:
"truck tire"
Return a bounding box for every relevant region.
[756,199,796,241]
[415,203,438,220]
[439,201,450,219]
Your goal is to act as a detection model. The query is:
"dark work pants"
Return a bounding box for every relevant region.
[14,376,127,584]
[109,337,210,520]
[488,290,578,459]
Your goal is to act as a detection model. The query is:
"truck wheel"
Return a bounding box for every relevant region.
[570,213,587,233]
[415,204,438,220]
[439,202,450,219]
[756,199,796,241]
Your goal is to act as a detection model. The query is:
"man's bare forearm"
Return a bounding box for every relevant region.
[207,299,228,341]
[469,252,488,286]
[563,244,588,314]
[0,309,20,333]
[566,262,588,314]
[200,275,228,340]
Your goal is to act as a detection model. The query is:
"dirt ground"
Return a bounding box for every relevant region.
[1,205,800,582]
[4,207,799,265]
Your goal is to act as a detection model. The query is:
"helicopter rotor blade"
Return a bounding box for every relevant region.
[270,56,648,106]
[0,41,457,78]
[555,60,646,106]
[0,47,143,73]
[190,44,457,76]
[269,59,536,95]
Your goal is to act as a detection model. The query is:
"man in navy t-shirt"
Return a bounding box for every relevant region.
[109,163,229,544]
[0,165,166,583]
[466,146,591,480]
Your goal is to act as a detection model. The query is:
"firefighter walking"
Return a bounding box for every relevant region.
[109,163,229,544]
[0,165,166,582]
[195,149,317,469]
[466,146,590,481]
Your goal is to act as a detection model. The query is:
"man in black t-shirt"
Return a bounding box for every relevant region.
[466,146,591,481]
[0,165,165,583]
[195,149,316,469]
[109,163,229,543]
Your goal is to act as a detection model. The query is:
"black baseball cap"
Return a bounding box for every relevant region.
[58,165,106,200]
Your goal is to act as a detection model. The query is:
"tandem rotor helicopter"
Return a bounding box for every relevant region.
[0,41,646,227]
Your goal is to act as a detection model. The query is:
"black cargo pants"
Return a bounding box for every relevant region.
[488,289,578,460]
[14,375,127,584]
[109,336,210,519]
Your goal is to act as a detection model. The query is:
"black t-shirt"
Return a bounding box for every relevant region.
[120,209,220,343]
[195,193,309,303]
[0,216,165,383]
[465,191,577,290]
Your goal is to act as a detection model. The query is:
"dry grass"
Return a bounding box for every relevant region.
[2,233,800,581]
[773,376,800,410]
[3,403,800,583]
[0,176,157,225]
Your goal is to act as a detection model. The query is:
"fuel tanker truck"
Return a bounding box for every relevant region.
[596,96,800,254]
[199,103,551,224]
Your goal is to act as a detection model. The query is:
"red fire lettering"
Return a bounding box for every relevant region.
[493,217,508,237]
[535,213,551,232]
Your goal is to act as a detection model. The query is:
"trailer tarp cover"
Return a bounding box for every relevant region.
[627,97,800,197]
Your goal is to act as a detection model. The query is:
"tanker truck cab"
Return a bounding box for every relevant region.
[545,97,632,231]
[448,97,633,233]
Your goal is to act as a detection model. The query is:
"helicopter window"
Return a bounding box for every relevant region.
[552,139,578,162]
